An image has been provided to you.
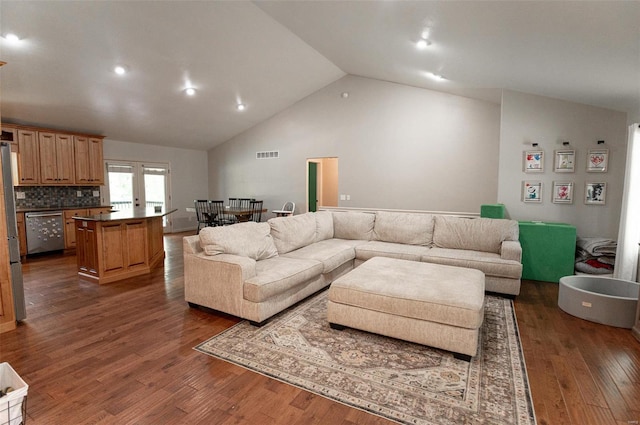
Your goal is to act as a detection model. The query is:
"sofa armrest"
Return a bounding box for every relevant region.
[184,250,257,318]
[183,235,202,254]
[501,240,522,262]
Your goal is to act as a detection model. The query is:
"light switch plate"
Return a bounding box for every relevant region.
[93,190,100,197]
[77,191,82,197]
[16,191,25,199]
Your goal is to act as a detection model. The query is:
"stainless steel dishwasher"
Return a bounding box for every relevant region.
[25,211,65,254]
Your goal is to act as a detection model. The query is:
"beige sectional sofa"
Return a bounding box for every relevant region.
[183,210,522,324]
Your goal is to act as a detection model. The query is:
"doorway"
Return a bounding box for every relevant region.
[105,160,172,232]
[307,157,338,212]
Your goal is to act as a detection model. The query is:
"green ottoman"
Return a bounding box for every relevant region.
[480,204,506,219]
[518,221,576,283]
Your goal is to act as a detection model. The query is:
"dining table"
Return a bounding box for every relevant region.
[222,207,268,223]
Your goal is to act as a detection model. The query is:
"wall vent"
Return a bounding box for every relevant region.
[256,151,280,159]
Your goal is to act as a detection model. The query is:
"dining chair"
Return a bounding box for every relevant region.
[194,199,214,233]
[208,200,232,226]
[228,198,240,208]
[249,200,264,222]
[239,198,254,209]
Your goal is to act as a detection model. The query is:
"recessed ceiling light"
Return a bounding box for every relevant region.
[236,103,246,111]
[114,65,127,75]
[4,33,20,43]
[416,38,431,49]
[427,72,447,81]
[184,87,196,96]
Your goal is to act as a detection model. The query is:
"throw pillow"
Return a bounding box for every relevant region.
[199,222,278,261]
[315,211,334,242]
[373,211,434,245]
[332,211,375,240]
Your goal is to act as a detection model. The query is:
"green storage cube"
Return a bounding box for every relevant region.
[480,204,506,219]
[518,221,576,283]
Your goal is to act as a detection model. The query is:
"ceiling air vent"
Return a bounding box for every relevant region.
[256,151,280,160]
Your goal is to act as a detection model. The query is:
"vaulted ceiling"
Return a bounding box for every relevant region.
[1,1,638,151]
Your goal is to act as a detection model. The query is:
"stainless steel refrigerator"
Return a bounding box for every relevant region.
[1,141,26,321]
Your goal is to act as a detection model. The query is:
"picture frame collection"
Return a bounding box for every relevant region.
[521,147,609,205]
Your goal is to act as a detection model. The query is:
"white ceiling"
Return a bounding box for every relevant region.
[1,1,638,151]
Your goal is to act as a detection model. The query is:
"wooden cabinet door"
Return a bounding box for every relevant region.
[64,209,87,249]
[39,132,57,183]
[16,213,26,257]
[88,207,111,216]
[89,138,104,184]
[74,136,91,184]
[75,136,104,185]
[76,221,98,276]
[17,129,40,184]
[56,134,75,184]
[40,132,75,184]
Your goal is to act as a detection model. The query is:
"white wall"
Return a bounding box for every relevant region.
[208,75,501,215]
[498,90,628,238]
[104,139,208,232]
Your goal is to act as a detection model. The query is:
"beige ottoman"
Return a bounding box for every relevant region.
[327,256,485,360]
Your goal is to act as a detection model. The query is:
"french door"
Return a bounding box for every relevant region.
[105,160,172,232]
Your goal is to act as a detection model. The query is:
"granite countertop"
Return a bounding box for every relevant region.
[16,205,115,213]
[72,207,177,222]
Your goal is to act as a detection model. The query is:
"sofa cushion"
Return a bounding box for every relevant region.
[199,222,278,261]
[283,239,355,274]
[433,216,519,254]
[356,241,432,262]
[244,257,324,303]
[373,211,434,246]
[268,213,317,254]
[422,247,522,279]
[332,211,375,240]
[315,211,334,242]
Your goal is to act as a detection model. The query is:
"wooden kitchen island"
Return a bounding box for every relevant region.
[73,208,176,284]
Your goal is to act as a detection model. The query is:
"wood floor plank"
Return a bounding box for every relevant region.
[2,235,639,424]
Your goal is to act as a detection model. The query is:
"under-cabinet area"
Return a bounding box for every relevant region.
[1,123,104,186]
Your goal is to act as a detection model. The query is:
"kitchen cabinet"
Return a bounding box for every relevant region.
[3,123,104,186]
[74,208,173,284]
[16,212,26,257]
[64,207,112,249]
[16,129,40,185]
[39,132,75,184]
[74,136,104,185]
[64,209,87,249]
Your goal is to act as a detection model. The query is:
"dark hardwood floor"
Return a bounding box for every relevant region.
[1,232,638,424]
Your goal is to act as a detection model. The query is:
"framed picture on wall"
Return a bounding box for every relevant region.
[523,150,544,172]
[585,182,607,205]
[522,181,543,203]
[552,181,574,204]
[587,149,609,172]
[554,149,575,173]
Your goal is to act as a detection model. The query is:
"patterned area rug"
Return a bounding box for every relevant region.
[195,291,536,425]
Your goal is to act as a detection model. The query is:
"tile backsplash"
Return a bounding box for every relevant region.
[14,186,102,209]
